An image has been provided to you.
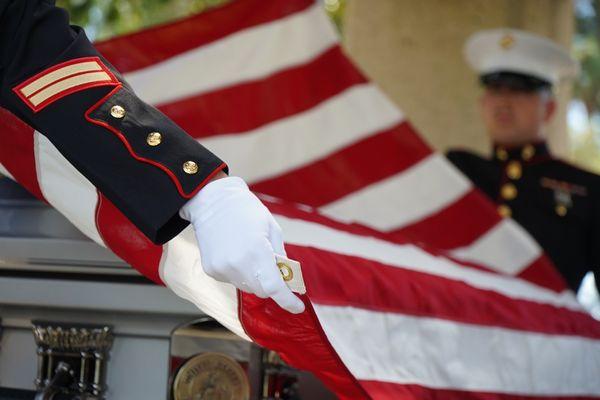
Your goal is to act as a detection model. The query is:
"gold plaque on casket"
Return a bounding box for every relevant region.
[173,352,250,400]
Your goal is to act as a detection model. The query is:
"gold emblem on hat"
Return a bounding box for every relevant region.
[499,34,515,50]
[172,352,250,400]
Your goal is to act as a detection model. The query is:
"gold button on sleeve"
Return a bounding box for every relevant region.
[110,105,126,119]
[500,183,517,200]
[182,161,199,174]
[146,132,162,146]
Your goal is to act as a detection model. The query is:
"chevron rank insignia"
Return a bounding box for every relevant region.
[13,56,119,112]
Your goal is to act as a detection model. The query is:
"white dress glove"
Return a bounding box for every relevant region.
[179,176,305,314]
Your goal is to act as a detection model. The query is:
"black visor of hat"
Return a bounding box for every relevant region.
[480,71,552,92]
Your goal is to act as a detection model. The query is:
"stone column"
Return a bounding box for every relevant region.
[343,0,574,156]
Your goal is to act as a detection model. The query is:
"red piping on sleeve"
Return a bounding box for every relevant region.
[84,84,227,199]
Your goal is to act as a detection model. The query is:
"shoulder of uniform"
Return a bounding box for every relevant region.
[551,158,600,181]
[446,148,490,166]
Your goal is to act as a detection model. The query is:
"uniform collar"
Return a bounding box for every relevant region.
[492,141,550,162]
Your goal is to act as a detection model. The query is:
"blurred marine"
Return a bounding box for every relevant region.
[447,28,599,293]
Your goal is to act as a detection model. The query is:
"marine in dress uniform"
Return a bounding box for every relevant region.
[0,0,304,313]
[447,28,599,292]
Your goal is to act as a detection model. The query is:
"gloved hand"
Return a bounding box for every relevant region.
[179,176,305,314]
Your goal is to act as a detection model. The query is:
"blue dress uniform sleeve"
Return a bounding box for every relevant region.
[0,0,227,244]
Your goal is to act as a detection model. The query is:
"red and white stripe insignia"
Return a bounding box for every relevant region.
[13,56,119,112]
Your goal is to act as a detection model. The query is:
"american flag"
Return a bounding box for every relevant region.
[1,0,599,398]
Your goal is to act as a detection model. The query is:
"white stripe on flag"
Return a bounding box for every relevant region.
[33,132,105,246]
[0,162,14,181]
[313,305,600,396]
[275,214,580,310]
[450,219,542,275]
[127,3,339,105]
[159,226,249,341]
[319,154,471,230]
[201,84,404,183]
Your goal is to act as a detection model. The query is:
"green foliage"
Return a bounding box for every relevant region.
[571,131,600,172]
[57,0,346,41]
[570,0,600,173]
[573,0,600,115]
[57,0,231,41]
[323,0,346,32]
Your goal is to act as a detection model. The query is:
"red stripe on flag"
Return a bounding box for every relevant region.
[95,0,314,73]
[0,108,45,201]
[517,255,568,293]
[95,193,164,284]
[392,189,501,249]
[287,245,600,339]
[359,381,600,400]
[266,200,565,299]
[239,293,370,400]
[252,122,429,207]
[158,46,366,138]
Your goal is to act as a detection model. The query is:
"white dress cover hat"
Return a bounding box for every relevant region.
[464,28,579,85]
